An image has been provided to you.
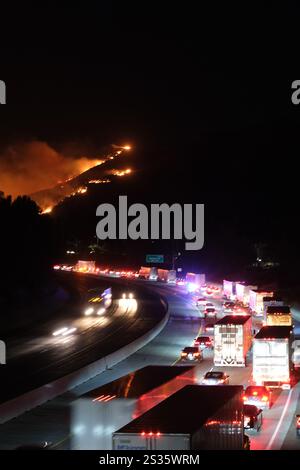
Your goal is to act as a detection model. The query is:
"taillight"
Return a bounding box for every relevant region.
[253,391,258,396]
[242,396,247,401]
[262,395,268,402]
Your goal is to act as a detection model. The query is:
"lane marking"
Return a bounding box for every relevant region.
[266,388,293,450]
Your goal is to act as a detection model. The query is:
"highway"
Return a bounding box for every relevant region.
[0,272,166,404]
[0,277,299,449]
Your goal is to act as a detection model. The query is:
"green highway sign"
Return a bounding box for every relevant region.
[146,254,164,263]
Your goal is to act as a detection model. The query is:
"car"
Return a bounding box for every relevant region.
[180,346,203,362]
[243,404,263,432]
[194,336,213,349]
[52,326,77,337]
[204,321,216,332]
[196,297,207,307]
[204,307,217,318]
[201,371,229,385]
[243,386,272,409]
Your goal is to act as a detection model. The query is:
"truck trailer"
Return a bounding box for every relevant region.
[266,306,292,327]
[214,315,252,367]
[185,273,205,292]
[74,260,96,273]
[236,283,257,306]
[167,269,177,284]
[138,266,158,280]
[113,385,245,450]
[263,297,284,322]
[71,366,196,449]
[223,280,237,301]
[253,326,293,389]
[249,289,273,316]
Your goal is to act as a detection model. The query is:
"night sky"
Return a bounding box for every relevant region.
[1,5,300,279]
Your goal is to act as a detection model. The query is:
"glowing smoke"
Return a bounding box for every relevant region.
[0,141,104,199]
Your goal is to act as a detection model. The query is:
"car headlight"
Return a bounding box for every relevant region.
[85,307,94,316]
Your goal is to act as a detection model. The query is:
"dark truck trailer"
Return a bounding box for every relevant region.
[113,385,244,450]
[71,366,196,450]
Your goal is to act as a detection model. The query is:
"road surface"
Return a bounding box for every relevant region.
[0,278,299,450]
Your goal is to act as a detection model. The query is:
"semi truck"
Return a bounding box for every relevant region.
[185,273,205,292]
[71,366,196,450]
[74,260,96,273]
[263,297,284,322]
[157,269,169,282]
[236,283,257,306]
[249,289,273,316]
[292,340,300,369]
[113,385,245,450]
[252,326,294,389]
[138,266,158,280]
[214,315,252,367]
[167,269,177,284]
[223,280,237,300]
[266,306,292,327]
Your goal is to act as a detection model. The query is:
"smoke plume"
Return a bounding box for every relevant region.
[0,141,103,198]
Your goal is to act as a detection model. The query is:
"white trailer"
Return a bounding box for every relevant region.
[185,273,205,292]
[223,280,236,300]
[236,284,257,306]
[249,289,273,316]
[167,270,177,284]
[214,315,252,367]
[253,326,293,389]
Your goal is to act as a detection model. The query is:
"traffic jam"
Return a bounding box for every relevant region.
[53,262,300,448]
[176,275,300,443]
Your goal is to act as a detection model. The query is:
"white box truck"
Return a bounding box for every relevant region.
[253,326,293,389]
[214,315,252,367]
[113,385,245,450]
[249,289,273,316]
[236,284,257,306]
[223,280,237,300]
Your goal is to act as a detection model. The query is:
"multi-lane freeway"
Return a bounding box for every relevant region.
[0,274,299,449]
[0,273,166,404]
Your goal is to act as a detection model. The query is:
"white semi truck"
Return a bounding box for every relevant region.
[253,326,293,389]
[214,315,252,367]
[185,273,205,292]
[249,289,273,316]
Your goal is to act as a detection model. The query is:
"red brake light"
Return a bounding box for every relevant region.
[149,432,153,436]
[141,432,145,436]
[252,391,258,396]
[297,417,300,426]
[156,432,161,436]
[242,396,247,401]
[262,395,268,402]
